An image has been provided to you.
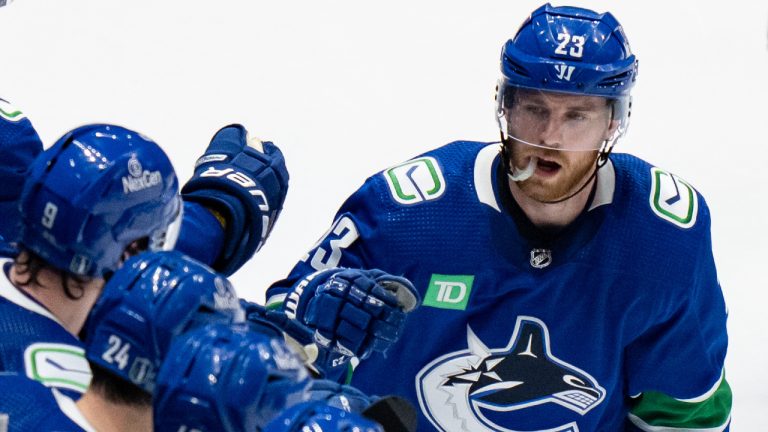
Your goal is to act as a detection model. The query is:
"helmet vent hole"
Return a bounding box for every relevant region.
[598,71,633,88]
[503,56,530,77]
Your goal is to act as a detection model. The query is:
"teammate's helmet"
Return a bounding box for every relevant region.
[83,251,245,393]
[154,323,310,432]
[16,124,182,277]
[264,401,383,432]
[496,3,638,152]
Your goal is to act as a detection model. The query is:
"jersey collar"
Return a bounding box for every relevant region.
[52,388,98,432]
[0,258,66,328]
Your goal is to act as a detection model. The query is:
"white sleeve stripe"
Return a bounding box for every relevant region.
[627,413,730,432]
[675,369,725,403]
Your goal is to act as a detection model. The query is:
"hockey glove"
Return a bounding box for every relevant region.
[278,268,419,377]
[180,124,288,275]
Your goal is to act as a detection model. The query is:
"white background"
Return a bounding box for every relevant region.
[1,0,766,426]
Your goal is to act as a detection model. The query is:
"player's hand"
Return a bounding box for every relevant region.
[281,268,420,371]
[181,124,288,275]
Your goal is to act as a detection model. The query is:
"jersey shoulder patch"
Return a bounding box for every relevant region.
[383,156,446,205]
[648,166,698,229]
[0,98,26,122]
[24,342,90,394]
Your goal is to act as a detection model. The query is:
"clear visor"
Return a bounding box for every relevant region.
[496,82,630,152]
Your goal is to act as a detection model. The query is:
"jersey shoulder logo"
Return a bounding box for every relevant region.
[24,343,91,393]
[649,167,698,229]
[0,99,26,122]
[383,156,445,205]
[416,316,605,431]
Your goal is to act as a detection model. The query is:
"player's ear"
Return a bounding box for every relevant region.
[605,119,620,140]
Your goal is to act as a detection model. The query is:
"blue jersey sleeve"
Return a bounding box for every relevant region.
[174,201,225,270]
[0,100,43,241]
[625,198,731,430]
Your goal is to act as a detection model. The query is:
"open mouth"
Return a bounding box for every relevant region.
[536,158,561,174]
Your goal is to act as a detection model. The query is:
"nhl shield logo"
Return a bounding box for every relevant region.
[530,248,552,269]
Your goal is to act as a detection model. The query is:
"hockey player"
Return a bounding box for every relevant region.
[0,123,181,397]
[267,4,731,431]
[154,322,384,432]
[0,112,288,277]
[0,249,245,431]
[0,118,288,391]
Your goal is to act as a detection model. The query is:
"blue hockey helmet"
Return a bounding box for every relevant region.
[496,3,638,152]
[83,250,245,393]
[154,323,310,432]
[264,401,383,432]
[16,124,182,277]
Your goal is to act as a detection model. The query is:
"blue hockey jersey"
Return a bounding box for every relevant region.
[0,99,43,244]
[0,259,91,398]
[268,141,731,431]
[0,373,93,431]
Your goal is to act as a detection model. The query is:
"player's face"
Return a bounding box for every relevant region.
[505,90,617,201]
[504,89,616,151]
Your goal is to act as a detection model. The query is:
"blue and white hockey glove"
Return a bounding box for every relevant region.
[180,124,288,275]
[275,268,419,378]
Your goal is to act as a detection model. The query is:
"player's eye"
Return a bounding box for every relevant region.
[523,104,548,117]
[566,111,588,121]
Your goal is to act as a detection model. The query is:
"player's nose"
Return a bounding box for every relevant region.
[538,116,564,149]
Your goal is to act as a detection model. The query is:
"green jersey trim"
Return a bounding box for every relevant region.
[628,371,731,431]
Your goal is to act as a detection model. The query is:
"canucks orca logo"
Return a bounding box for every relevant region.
[416,316,605,432]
